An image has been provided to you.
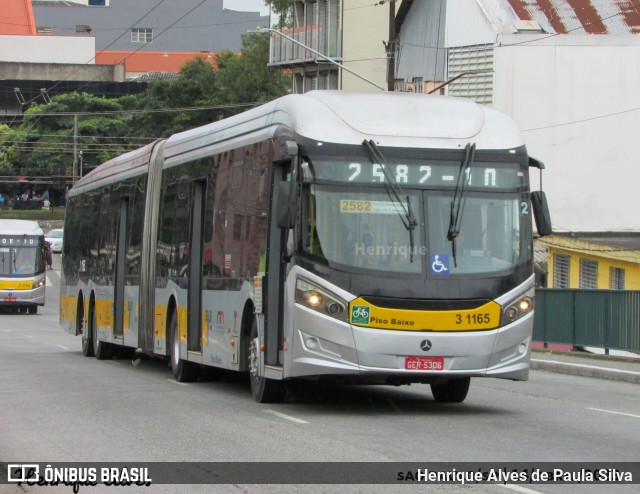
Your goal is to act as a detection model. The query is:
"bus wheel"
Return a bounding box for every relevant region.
[248,319,285,403]
[79,301,94,357]
[28,305,37,314]
[430,377,471,403]
[91,303,112,360]
[169,310,197,382]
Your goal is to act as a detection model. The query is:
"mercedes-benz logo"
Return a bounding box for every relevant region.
[420,339,432,352]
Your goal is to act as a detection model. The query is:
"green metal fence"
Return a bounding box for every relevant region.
[533,289,640,353]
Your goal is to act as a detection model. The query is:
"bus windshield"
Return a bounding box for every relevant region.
[0,246,43,276]
[300,149,532,276]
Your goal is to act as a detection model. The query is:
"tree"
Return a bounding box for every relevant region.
[0,93,133,180]
[264,0,293,28]
[128,57,221,138]
[2,31,290,181]
[214,33,290,117]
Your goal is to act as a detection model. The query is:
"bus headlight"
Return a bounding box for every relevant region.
[33,279,45,289]
[502,289,534,324]
[295,278,347,322]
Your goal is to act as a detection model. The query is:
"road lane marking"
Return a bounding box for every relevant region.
[56,345,70,350]
[167,379,191,386]
[499,484,542,494]
[263,409,309,424]
[587,407,640,419]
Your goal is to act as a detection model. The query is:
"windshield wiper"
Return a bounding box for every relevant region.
[448,143,476,267]
[362,139,418,261]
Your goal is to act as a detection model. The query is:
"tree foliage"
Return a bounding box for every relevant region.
[0,34,290,183]
[264,0,294,28]
[214,33,290,114]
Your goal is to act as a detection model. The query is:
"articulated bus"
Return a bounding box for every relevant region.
[60,91,551,403]
[0,219,46,314]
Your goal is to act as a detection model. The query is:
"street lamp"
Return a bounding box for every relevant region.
[249,26,386,92]
[79,150,83,177]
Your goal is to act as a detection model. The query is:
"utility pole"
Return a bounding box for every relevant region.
[72,114,78,182]
[387,0,396,91]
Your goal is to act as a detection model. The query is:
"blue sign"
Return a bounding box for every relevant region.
[430,254,450,274]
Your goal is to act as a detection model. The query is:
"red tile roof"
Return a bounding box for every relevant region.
[95,51,218,73]
[0,0,36,35]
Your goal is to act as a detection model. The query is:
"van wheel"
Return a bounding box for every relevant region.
[430,377,470,403]
[248,319,285,403]
[169,310,197,382]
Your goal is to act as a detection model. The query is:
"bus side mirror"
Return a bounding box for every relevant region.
[276,181,299,229]
[531,191,552,237]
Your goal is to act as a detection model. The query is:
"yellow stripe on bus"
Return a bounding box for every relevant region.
[349,297,502,331]
[0,280,33,290]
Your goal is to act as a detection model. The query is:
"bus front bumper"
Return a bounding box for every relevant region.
[288,311,533,382]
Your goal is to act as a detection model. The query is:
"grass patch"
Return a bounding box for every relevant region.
[0,209,65,221]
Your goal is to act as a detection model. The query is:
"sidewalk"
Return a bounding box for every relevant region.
[531,348,640,384]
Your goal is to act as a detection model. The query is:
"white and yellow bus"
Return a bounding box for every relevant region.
[0,219,46,314]
[60,91,551,403]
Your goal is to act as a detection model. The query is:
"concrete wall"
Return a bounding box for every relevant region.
[341,0,390,92]
[0,61,125,81]
[0,35,95,64]
[493,35,640,232]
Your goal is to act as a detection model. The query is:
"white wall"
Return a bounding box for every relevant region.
[341,0,389,92]
[0,35,95,64]
[445,0,495,47]
[493,35,640,232]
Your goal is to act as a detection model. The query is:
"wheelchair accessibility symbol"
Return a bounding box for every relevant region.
[430,254,450,274]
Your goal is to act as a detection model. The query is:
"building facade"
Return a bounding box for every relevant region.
[269,0,392,93]
[32,0,268,76]
[394,0,640,290]
[547,234,640,290]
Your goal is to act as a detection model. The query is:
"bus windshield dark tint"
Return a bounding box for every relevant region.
[301,186,532,277]
[302,185,423,274]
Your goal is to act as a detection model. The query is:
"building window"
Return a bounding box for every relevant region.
[553,254,570,288]
[37,26,52,35]
[76,24,92,34]
[579,259,598,289]
[610,267,625,290]
[89,0,106,5]
[131,28,153,43]
[412,77,423,93]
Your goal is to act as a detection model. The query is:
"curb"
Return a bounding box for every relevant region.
[531,358,640,384]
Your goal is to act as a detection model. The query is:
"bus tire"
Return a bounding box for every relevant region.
[248,319,285,403]
[91,301,112,360]
[169,310,197,382]
[430,377,470,403]
[28,305,37,314]
[79,299,94,357]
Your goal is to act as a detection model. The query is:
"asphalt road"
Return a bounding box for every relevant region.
[1,263,638,494]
